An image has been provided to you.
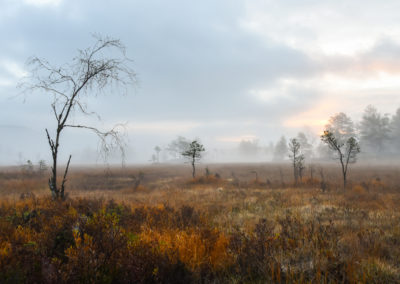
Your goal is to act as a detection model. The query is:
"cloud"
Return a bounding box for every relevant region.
[0,59,27,78]
[216,135,258,143]
[1,0,400,163]
[241,0,400,56]
[23,0,62,7]
[0,59,27,88]
[126,121,203,133]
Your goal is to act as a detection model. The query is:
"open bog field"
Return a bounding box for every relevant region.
[1,162,400,283]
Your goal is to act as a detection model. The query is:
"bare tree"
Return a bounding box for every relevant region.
[182,140,205,178]
[321,130,360,190]
[390,107,400,152]
[359,105,390,155]
[154,146,161,163]
[21,36,136,200]
[238,139,259,157]
[296,132,313,159]
[288,138,305,185]
[167,136,190,160]
[273,136,288,161]
[319,167,327,192]
[297,155,305,182]
[38,159,48,176]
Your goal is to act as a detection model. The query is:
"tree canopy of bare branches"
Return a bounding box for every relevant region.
[321,130,360,190]
[20,35,136,200]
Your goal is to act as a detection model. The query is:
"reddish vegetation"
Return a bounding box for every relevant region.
[1,163,400,282]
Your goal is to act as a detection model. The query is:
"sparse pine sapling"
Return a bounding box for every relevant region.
[38,160,48,176]
[182,140,205,178]
[205,166,210,177]
[154,146,161,163]
[288,138,305,185]
[297,155,305,182]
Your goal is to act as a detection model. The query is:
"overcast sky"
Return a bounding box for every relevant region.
[1,0,400,164]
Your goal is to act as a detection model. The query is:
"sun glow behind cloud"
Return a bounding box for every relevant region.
[252,71,400,134]
[283,104,331,130]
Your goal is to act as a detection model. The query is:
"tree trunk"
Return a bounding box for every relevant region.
[343,171,347,191]
[50,150,57,197]
[192,159,195,178]
[60,155,72,199]
[46,127,71,200]
[340,157,346,191]
[46,128,59,198]
[279,168,284,187]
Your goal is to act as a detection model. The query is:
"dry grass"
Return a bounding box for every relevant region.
[1,162,400,283]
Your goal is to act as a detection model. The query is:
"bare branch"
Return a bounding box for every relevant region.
[64,123,127,162]
[45,128,55,152]
[60,155,72,199]
[21,35,136,199]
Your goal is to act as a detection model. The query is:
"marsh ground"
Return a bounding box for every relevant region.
[1,162,400,283]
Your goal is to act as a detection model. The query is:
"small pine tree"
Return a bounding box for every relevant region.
[38,160,48,176]
[154,146,161,163]
[288,138,305,185]
[274,136,288,161]
[182,140,205,178]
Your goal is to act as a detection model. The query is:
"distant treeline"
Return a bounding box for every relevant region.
[244,105,400,161]
[151,105,400,163]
